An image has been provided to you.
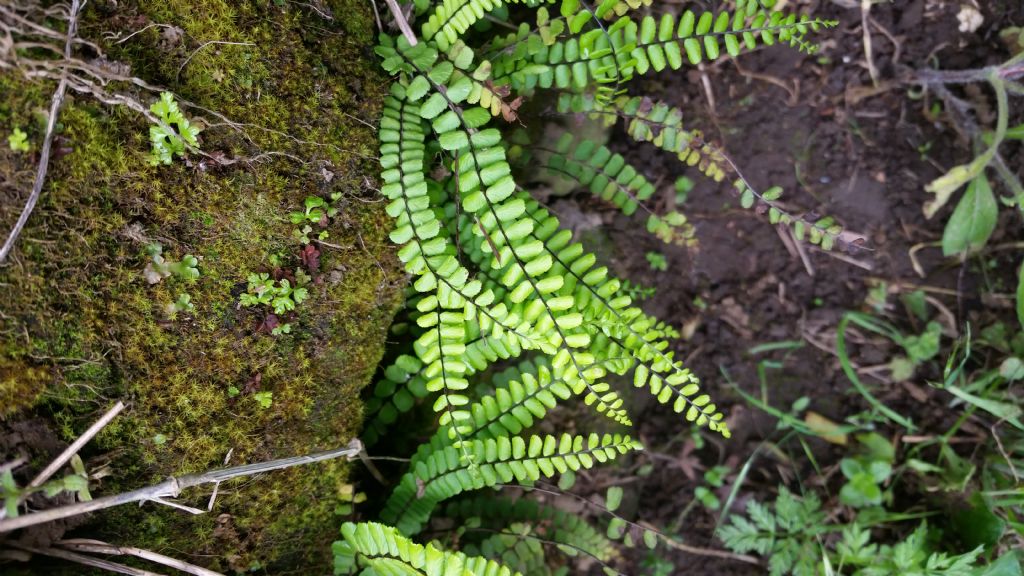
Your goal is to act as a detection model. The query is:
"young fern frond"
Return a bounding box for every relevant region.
[526,132,696,245]
[333,521,520,576]
[422,0,638,52]
[448,495,617,565]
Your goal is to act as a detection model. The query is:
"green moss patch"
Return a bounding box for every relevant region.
[0,0,401,572]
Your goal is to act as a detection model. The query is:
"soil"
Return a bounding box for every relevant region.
[555,0,1024,573]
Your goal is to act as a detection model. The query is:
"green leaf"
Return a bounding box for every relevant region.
[951,492,1005,550]
[942,173,998,255]
[606,486,623,512]
[406,75,431,101]
[925,154,992,218]
[973,552,1022,576]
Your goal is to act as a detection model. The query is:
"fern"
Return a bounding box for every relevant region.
[520,132,696,246]
[357,0,839,570]
[333,521,520,575]
[555,93,864,250]
[448,495,618,566]
[380,433,640,534]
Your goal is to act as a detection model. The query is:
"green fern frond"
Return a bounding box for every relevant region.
[492,9,836,92]
[554,93,860,251]
[333,521,521,575]
[465,524,551,575]
[363,354,429,446]
[448,495,617,564]
[530,132,696,246]
[380,433,642,535]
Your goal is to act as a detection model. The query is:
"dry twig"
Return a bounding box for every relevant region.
[0,0,82,263]
[9,542,166,576]
[57,539,224,576]
[0,440,363,533]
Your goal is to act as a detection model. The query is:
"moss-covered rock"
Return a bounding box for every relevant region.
[0,0,401,572]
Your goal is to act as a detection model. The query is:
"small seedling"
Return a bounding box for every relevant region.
[239,273,309,315]
[674,175,695,205]
[253,391,273,409]
[148,92,200,166]
[646,251,668,271]
[1,455,92,518]
[291,196,336,244]
[144,243,200,284]
[839,433,894,508]
[695,465,731,510]
[8,127,29,153]
[165,293,195,319]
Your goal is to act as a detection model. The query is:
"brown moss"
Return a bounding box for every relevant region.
[0,0,401,572]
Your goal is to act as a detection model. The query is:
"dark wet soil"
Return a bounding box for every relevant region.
[562,0,1024,573]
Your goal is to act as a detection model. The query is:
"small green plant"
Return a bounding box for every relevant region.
[164,293,194,319]
[719,488,996,576]
[8,127,29,153]
[835,523,986,576]
[839,432,894,508]
[239,273,309,315]
[724,307,1024,574]
[917,45,1023,263]
[1,455,91,518]
[718,486,826,576]
[621,279,656,301]
[674,175,695,205]
[695,464,731,511]
[148,91,200,166]
[143,243,199,284]
[253,391,273,409]
[646,251,668,271]
[290,194,340,244]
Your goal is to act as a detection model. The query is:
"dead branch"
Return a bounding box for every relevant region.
[0,0,82,264]
[57,539,224,576]
[28,401,125,491]
[382,0,418,46]
[8,542,167,576]
[0,439,363,533]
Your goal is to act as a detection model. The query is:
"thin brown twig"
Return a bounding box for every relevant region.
[860,0,879,86]
[56,539,224,576]
[640,520,761,565]
[8,542,167,576]
[28,401,125,490]
[0,0,82,264]
[791,227,816,277]
[382,0,418,46]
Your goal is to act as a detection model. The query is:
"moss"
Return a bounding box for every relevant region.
[0,0,400,572]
